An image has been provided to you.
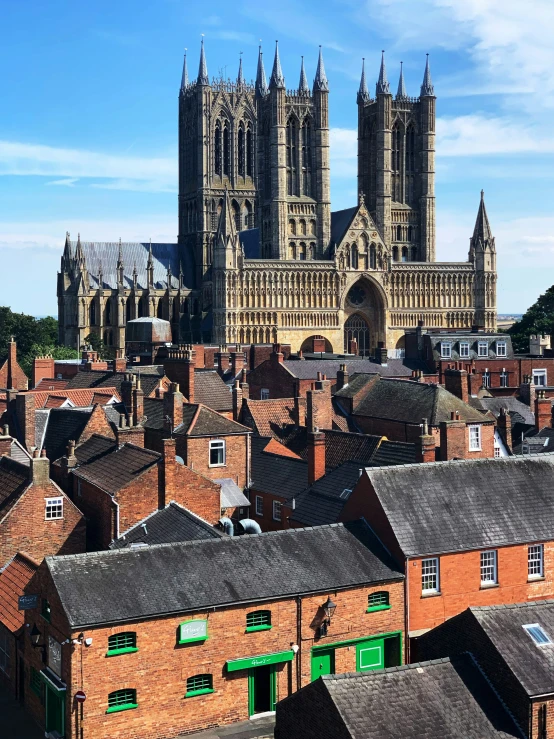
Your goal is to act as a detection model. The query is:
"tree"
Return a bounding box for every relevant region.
[84,332,116,360]
[508,286,554,353]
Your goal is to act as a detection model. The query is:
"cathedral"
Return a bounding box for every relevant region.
[57,41,497,356]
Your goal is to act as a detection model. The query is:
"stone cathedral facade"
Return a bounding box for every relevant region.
[58,42,497,355]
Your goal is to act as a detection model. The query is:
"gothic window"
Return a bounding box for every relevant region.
[407,225,413,241]
[223,121,230,177]
[397,225,402,241]
[352,247,359,270]
[411,246,418,262]
[157,300,164,319]
[344,313,370,356]
[392,122,402,203]
[263,122,271,193]
[214,121,222,176]
[242,201,252,230]
[232,200,240,231]
[309,219,316,235]
[370,243,376,269]
[300,219,307,236]
[301,119,312,196]
[246,124,253,177]
[238,124,245,177]
[138,298,144,318]
[289,242,295,259]
[286,118,298,196]
[89,301,96,326]
[289,219,296,235]
[392,246,399,262]
[402,246,408,262]
[309,242,316,259]
[298,243,307,260]
[104,300,112,326]
[406,124,415,205]
[211,199,218,230]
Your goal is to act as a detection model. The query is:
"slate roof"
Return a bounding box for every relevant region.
[143,399,248,437]
[65,370,166,398]
[0,553,39,633]
[72,434,117,466]
[110,502,224,549]
[250,436,309,500]
[277,655,522,738]
[194,370,233,411]
[215,478,250,508]
[323,430,380,469]
[513,427,554,456]
[46,521,403,627]
[470,601,554,698]
[353,377,487,425]
[427,333,515,361]
[0,457,30,521]
[41,408,94,462]
[330,206,358,247]
[365,455,554,557]
[72,443,160,495]
[283,358,426,380]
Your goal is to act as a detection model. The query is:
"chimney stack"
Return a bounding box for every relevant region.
[336,363,349,391]
[444,368,469,404]
[418,418,436,463]
[497,407,512,453]
[160,438,177,508]
[230,351,245,377]
[232,380,243,422]
[439,414,466,461]
[16,393,36,453]
[29,448,50,485]
[132,377,145,426]
[535,390,551,431]
[121,373,134,413]
[308,429,326,485]
[163,382,184,434]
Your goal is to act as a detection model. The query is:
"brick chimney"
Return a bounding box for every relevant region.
[232,380,243,422]
[120,373,134,413]
[112,357,127,373]
[7,338,17,390]
[160,438,177,508]
[163,382,184,433]
[230,351,245,377]
[0,424,12,457]
[216,349,230,376]
[115,414,145,448]
[376,342,388,366]
[444,368,469,404]
[336,364,349,391]
[306,386,332,432]
[468,368,483,397]
[520,374,536,409]
[32,355,55,389]
[308,430,326,485]
[270,344,284,366]
[16,393,36,452]
[163,349,195,402]
[535,390,551,431]
[439,411,466,461]
[132,377,145,426]
[497,407,512,452]
[418,418,436,463]
[29,448,50,485]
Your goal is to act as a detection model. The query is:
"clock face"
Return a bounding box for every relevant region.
[348,285,365,306]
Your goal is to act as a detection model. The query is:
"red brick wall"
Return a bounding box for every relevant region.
[248,489,292,532]
[170,463,222,524]
[78,405,116,448]
[247,360,297,400]
[32,357,55,389]
[73,477,117,551]
[531,700,554,739]
[0,480,85,567]
[179,434,249,489]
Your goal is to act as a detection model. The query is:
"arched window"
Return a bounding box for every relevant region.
[89,301,96,326]
[214,121,222,176]
[370,243,376,269]
[310,219,316,235]
[309,242,316,259]
[402,246,408,262]
[108,688,137,712]
[406,124,415,205]
[157,300,164,319]
[344,313,370,356]
[367,591,389,610]
[238,124,245,177]
[289,241,295,259]
[298,243,307,260]
[299,219,306,236]
[301,119,312,196]
[223,121,230,177]
[246,124,253,177]
[104,300,112,326]
[352,247,359,270]
[392,246,399,262]
[289,219,296,235]
[392,122,402,202]
[185,674,213,697]
[232,200,240,231]
[286,118,298,196]
[411,246,418,262]
[407,225,412,241]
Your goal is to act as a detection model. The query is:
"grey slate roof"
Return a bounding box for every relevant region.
[0,457,29,520]
[427,333,514,361]
[470,601,554,697]
[276,655,522,738]
[46,521,403,627]
[250,436,309,501]
[283,358,426,380]
[323,430,415,470]
[143,399,248,436]
[513,427,554,455]
[290,461,365,527]
[215,478,250,508]
[72,443,160,495]
[330,207,358,247]
[41,408,93,462]
[110,502,224,549]
[365,455,554,556]
[194,370,233,411]
[65,370,163,398]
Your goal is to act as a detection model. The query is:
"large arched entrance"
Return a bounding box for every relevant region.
[344,314,370,356]
[342,277,387,356]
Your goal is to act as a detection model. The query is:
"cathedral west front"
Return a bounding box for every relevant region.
[58,41,497,355]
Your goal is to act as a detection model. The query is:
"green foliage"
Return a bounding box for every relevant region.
[84,332,116,360]
[508,286,554,353]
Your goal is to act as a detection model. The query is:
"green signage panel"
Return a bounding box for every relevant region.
[227,650,294,673]
[179,619,208,644]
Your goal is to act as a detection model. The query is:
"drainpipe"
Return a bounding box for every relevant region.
[296,596,302,691]
[113,499,120,541]
[405,557,410,664]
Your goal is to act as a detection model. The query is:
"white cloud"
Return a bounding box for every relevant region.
[437,115,554,157]
[46,177,79,187]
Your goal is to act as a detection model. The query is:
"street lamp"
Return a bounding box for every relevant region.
[317,597,337,638]
[30,623,46,662]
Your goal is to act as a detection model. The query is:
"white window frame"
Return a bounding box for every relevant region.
[494,443,501,458]
[528,544,544,580]
[500,370,508,388]
[480,550,498,586]
[260,388,270,400]
[255,496,263,517]
[496,341,507,358]
[469,425,482,451]
[523,623,552,645]
[482,371,491,389]
[421,557,440,594]
[533,369,547,387]
[478,341,488,357]
[45,497,63,520]
[440,342,452,359]
[208,439,226,467]
[272,500,282,522]
[459,342,470,358]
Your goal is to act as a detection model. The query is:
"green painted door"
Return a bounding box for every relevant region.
[311,649,335,681]
[45,685,65,736]
[356,638,385,672]
[248,665,277,716]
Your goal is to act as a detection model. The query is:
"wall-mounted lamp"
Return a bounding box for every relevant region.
[29,623,46,662]
[317,597,337,638]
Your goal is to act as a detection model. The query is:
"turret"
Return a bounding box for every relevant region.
[357,58,370,104]
[197,37,209,86]
[180,49,188,91]
[375,51,392,246]
[237,53,245,89]
[299,56,310,95]
[419,54,436,261]
[312,46,331,257]
[396,61,407,100]
[146,240,154,288]
[471,190,497,330]
[269,40,285,89]
[117,238,124,286]
[313,45,329,92]
[255,45,268,98]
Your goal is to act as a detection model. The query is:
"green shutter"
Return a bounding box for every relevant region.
[367,591,391,612]
[106,689,138,713]
[246,610,272,632]
[107,632,138,656]
[185,674,214,697]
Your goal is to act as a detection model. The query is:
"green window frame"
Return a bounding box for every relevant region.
[185,673,214,698]
[106,689,138,714]
[107,632,138,656]
[246,610,272,632]
[41,598,51,622]
[367,591,391,612]
[30,667,43,698]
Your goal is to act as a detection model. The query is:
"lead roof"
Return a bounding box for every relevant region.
[46,521,403,627]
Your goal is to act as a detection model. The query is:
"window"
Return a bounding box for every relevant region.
[496,341,507,357]
[185,674,214,697]
[500,370,508,388]
[45,497,63,520]
[480,550,497,586]
[469,425,482,451]
[260,388,270,400]
[367,591,390,612]
[30,667,44,700]
[209,440,225,467]
[41,598,51,622]
[523,624,552,646]
[494,443,501,458]
[255,496,263,517]
[440,342,452,359]
[459,342,470,358]
[538,704,547,739]
[528,544,544,579]
[482,371,490,388]
[246,610,272,632]
[107,632,137,656]
[273,500,282,522]
[107,689,138,713]
[478,341,488,357]
[534,369,547,387]
[421,558,439,594]
[0,629,10,675]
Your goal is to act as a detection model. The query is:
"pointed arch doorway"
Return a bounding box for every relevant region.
[344,314,370,356]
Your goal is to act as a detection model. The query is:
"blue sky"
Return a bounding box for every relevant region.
[1,0,552,316]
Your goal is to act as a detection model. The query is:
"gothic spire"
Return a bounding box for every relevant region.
[376,50,390,95]
[472,190,494,249]
[216,188,237,246]
[197,37,209,86]
[117,238,124,285]
[299,56,310,95]
[181,49,189,90]
[420,53,434,97]
[396,61,407,99]
[255,46,268,97]
[313,46,329,92]
[269,40,285,89]
[237,53,245,88]
[357,58,370,103]
[147,240,154,267]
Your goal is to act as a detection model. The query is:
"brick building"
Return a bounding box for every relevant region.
[418,601,554,738]
[21,522,404,738]
[0,338,28,391]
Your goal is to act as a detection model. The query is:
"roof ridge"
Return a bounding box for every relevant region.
[470,599,554,613]
[365,453,554,475]
[322,656,453,681]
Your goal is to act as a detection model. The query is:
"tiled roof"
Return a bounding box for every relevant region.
[110,502,224,549]
[27,387,120,409]
[365,455,554,556]
[290,461,363,526]
[283,358,427,380]
[32,379,69,391]
[0,553,39,633]
[194,370,233,411]
[47,521,403,628]
[72,443,160,495]
[250,436,308,500]
[324,430,381,469]
[143,398,248,437]
[72,434,117,466]
[242,397,305,437]
[0,457,30,521]
[263,438,302,459]
[276,655,521,738]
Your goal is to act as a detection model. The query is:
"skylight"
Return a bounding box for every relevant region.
[523,624,552,645]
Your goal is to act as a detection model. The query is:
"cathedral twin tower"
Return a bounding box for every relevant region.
[57,39,496,355]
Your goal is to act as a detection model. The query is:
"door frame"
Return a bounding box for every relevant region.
[248,665,277,716]
[310,648,335,681]
[45,683,65,737]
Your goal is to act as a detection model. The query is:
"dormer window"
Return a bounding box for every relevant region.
[459,342,470,358]
[440,342,452,359]
[496,341,507,357]
[478,341,488,357]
